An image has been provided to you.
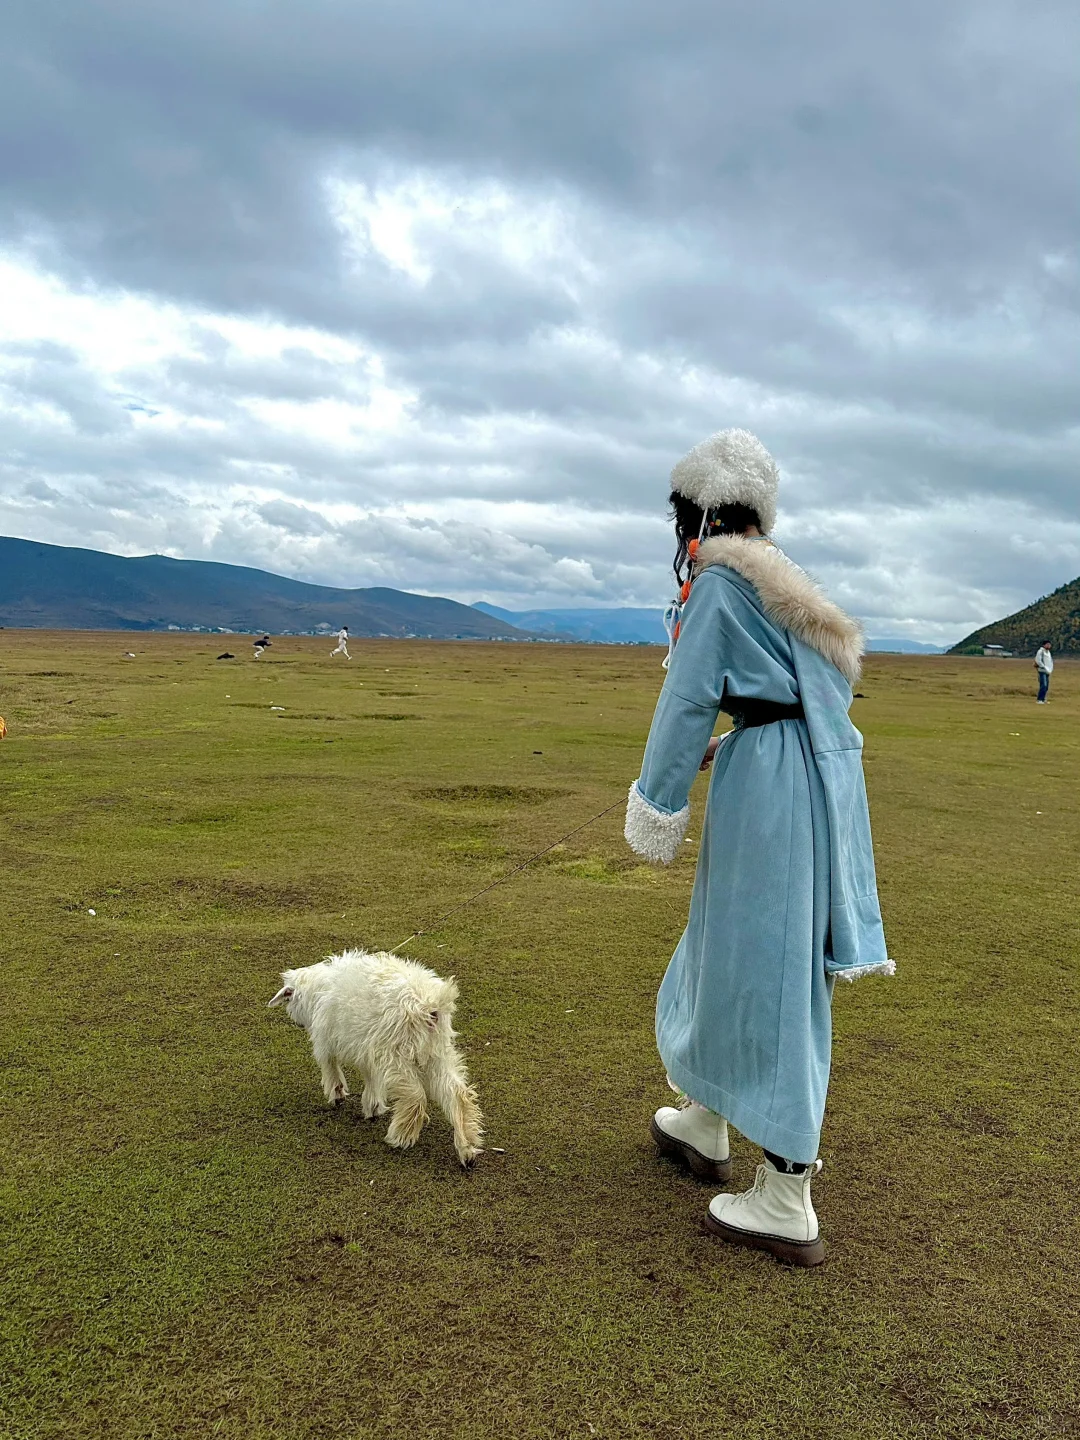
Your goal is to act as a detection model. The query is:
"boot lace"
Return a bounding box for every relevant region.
[730,1163,769,1208]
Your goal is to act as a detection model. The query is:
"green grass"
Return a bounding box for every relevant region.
[2,633,1078,1438]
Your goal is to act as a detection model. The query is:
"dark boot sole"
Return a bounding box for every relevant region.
[703,1212,825,1267]
[650,1116,733,1184]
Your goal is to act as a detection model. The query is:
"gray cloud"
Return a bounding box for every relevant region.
[257,500,335,537]
[0,0,1078,641]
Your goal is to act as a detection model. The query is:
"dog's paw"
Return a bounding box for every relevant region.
[456,1143,483,1168]
[384,1128,420,1150]
[328,1082,349,1106]
[385,1098,427,1148]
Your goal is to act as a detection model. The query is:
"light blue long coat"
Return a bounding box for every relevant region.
[631,560,890,1162]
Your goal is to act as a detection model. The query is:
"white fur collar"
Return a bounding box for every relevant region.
[695,535,864,685]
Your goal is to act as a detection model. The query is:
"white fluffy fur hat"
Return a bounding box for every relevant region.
[670,428,779,534]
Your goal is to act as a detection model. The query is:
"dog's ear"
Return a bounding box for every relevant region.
[442,976,460,1008]
[268,985,294,1007]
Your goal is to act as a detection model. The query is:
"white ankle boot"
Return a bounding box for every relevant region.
[706,1159,825,1266]
[705,1157,823,1261]
[651,1101,732,1183]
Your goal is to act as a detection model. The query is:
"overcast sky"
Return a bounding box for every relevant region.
[1,1,1077,641]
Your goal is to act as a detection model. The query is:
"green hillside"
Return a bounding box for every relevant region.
[949,574,1080,655]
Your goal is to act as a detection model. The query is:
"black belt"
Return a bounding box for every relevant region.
[722,697,805,730]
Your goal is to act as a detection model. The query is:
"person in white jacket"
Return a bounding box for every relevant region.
[331,626,350,659]
[1035,641,1053,703]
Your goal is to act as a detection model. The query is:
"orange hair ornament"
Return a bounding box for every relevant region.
[662,516,710,668]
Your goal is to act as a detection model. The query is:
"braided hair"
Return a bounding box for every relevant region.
[669,491,761,586]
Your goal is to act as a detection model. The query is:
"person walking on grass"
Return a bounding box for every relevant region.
[625,429,892,1267]
[331,626,351,659]
[1035,641,1053,703]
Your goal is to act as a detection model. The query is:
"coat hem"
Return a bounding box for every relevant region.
[659,1050,822,1165]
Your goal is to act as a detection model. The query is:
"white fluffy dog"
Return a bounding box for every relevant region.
[269,948,484,1167]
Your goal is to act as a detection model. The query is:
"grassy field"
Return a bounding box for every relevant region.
[2,632,1078,1439]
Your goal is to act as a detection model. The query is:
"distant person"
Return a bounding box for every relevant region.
[253,634,272,659]
[625,429,890,1267]
[1035,641,1053,703]
[331,626,350,659]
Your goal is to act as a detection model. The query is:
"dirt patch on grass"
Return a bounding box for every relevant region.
[357,713,423,721]
[936,1103,1013,1137]
[227,706,351,720]
[66,875,341,917]
[177,877,336,912]
[170,808,237,826]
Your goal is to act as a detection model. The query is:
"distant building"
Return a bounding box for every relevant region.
[983,644,1013,657]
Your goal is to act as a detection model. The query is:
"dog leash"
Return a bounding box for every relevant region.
[388,796,626,953]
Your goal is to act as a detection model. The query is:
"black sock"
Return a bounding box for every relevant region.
[763,1148,809,1175]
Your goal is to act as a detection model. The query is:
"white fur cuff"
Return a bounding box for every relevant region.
[832,959,897,982]
[624,781,690,865]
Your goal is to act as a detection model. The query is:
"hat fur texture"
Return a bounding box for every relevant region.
[670,429,779,534]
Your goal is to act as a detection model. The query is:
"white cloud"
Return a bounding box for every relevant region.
[2,239,1078,633]
[327,171,590,293]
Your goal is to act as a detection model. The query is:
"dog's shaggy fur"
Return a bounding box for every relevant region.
[269,949,484,1166]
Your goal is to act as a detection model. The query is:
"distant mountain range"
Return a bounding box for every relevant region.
[865,638,944,653]
[949,575,1080,656]
[473,603,668,644]
[0,536,524,640]
[475,603,943,653]
[0,535,959,650]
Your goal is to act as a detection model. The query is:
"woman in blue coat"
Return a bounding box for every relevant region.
[625,429,892,1266]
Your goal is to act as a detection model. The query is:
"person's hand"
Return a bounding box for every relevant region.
[699,736,720,771]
